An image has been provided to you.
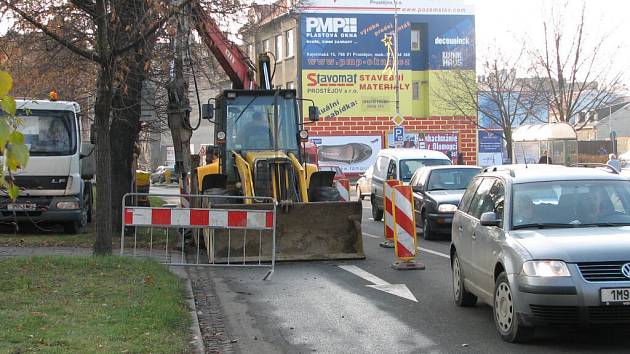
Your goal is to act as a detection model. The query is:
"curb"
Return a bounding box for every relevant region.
[170,267,205,354]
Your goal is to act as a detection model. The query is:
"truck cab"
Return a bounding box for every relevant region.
[0,99,95,233]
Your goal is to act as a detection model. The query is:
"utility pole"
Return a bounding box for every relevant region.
[394,0,400,118]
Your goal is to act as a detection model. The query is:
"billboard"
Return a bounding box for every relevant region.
[308,135,382,173]
[385,131,459,162]
[478,130,504,167]
[301,2,475,118]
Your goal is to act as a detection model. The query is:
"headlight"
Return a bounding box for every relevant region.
[437,204,458,213]
[57,201,79,209]
[521,260,571,277]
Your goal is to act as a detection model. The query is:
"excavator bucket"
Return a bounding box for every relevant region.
[204,201,364,262]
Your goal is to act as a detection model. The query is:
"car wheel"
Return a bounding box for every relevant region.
[422,212,435,240]
[371,197,383,221]
[452,251,477,307]
[494,272,534,343]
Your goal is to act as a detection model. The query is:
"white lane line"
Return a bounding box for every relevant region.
[418,247,450,259]
[362,232,380,239]
[339,265,418,302]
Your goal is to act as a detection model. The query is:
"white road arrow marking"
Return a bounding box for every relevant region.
[339,265,418,302]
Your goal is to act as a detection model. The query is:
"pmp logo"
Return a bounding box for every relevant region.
[305,17,357,33]
[622,263,630,279]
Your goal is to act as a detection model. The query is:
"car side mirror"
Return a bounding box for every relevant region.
[308,106,319,122]
[412,185,423,193]
[202,103,214,120]
[80,143,95,158]
[480,212,500,227]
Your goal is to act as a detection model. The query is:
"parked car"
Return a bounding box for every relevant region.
[151,165,174,184]
[410,165,481,240]
[355,165,373,200]
[451,165,630,342]
[318,164,346,181]
[370,149,451,221]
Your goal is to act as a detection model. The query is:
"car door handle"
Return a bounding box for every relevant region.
[472,233,477,240]
[458,226,463,231]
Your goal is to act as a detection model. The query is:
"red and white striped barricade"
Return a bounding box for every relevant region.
[381,179,400,248]
[121,193,276,280]
[335,179,351,201]
[391,185,425,270]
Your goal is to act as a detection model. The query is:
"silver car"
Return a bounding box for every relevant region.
[451,165,630,342]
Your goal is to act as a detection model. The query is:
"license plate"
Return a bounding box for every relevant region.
[601,288,630,305]
[6,203,37,211]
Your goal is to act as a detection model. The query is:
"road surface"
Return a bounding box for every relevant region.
[196,198,630,353]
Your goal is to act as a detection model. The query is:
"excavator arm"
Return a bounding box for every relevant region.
[191,1,256,89]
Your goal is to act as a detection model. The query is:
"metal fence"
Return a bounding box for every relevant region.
[120,193,276,280]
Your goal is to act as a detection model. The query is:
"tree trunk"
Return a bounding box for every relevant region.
[93,66,114,255]
[167,11,192,197]
[504,128,513,164]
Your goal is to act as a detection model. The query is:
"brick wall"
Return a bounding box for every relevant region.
[307,116,478,165]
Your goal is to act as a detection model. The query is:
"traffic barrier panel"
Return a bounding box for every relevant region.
[335,179,350,201]
[121,193,276,280]
[380,179,400,248]
[391,185,425,270]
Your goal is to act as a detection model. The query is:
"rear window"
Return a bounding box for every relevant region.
[399,159,451,182]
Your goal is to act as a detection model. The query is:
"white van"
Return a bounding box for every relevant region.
[370,148,451,221]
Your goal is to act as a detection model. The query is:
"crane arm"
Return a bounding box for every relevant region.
[191,2,256,89]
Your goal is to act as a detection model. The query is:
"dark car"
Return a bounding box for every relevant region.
[410,165,481,240]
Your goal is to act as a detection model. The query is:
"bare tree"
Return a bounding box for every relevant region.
[433,48,546,161]
[530,1,625,129]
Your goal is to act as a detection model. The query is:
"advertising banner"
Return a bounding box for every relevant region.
[478,130,504,167]
[309,135,382,173]
[385,131,458,161]
[300,6,475,118]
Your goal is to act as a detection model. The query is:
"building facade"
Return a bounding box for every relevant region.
[242,0,477,173]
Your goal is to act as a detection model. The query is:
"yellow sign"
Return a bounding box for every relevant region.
[302,69,413,118]
[391,114,405,126]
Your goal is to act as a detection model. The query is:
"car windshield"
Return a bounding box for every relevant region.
[512,180,630,229]
[427,168,481,191]
[226,94,299,152]
[9,110,76,156]
[399,159,451,182]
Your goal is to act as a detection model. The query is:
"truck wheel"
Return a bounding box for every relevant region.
[64,201,88,234]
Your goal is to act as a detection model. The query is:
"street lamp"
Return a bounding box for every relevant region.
[393,0,400,119]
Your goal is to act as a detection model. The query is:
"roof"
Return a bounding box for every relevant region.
[422,165,482,171]
[377,148,450,160]
[512,122,576,141]
[15,99,80,113]
[482,166,625,184]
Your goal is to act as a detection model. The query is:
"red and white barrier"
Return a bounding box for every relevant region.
[381,179,400,248]
[335,179,350,202]
[124,207,274,230]
[391,185,425,270]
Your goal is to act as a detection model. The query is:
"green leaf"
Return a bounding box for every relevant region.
[1,95,16,115]
[0,71,12,97]
[6,144,29,169]
[0,119,9,147]
[8,184,20,201]
[9,131,24,145]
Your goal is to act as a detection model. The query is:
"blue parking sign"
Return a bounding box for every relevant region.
[394,126,405,143]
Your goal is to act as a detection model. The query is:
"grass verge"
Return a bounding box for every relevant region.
[0,196,177,249]
[0,256,191,353]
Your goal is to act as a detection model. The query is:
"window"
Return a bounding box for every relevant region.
[386,160,397,180]
[263,39,270,53]
[286,81,295,89]
[275,35,283,62]
[468,178,495,219]
[285,29,295,58]
[412,81,420,100]
[459,177,482,212]
[411,29,421,51]
[486,180,505,226]
[399,159,451,182]
[15,110,77,156]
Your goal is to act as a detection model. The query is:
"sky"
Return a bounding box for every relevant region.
[2,0,629,85]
